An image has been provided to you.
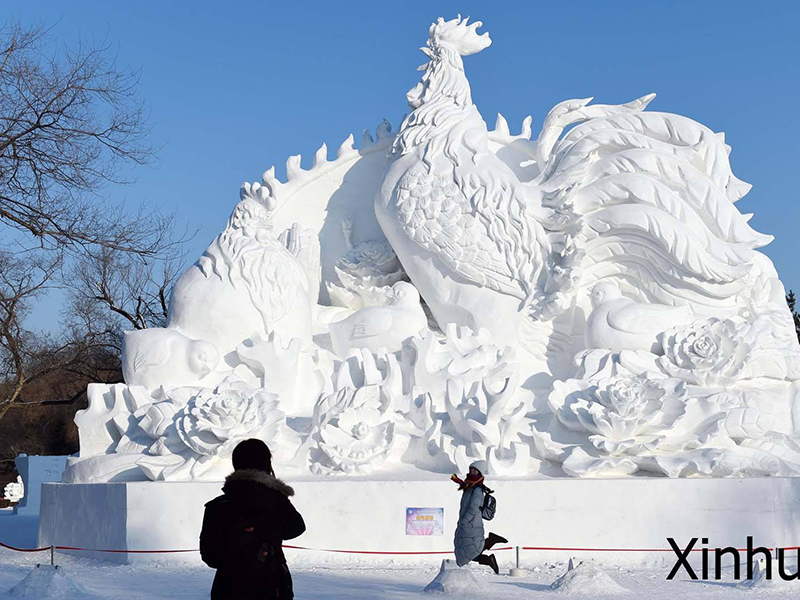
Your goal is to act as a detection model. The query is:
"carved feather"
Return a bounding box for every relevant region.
[584,150,772,247]
[557,112,751,201]
[585,203,751,283]
[576,173,757,266]
[393,167,542,302]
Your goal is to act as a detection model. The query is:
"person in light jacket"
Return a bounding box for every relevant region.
[451,460,507,574]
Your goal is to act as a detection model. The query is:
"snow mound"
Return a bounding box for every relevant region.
[736,559,797,590]
[549,560,627,595]
[424,559,485,594]
[5,565,91,599]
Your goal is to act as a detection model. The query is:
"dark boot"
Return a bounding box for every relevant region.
[476,553,500,575]
[484,532,509,551]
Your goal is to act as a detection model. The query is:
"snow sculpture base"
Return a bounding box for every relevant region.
[39,477,800,565]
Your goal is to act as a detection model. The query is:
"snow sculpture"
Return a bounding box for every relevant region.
[167,183,316,367]
[585,282,692,353]
[540,347,800,477]
[64,15,800,483]
[326,217,409,309]
[3,475,23,503]
[121,328,220,390]
[329,281,427,357]
[308,386,400,474]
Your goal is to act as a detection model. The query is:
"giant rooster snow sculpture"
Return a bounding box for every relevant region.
[65,14,800,483]
[376,16,799,386]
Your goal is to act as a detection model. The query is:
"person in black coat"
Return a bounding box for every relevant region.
[200,439,306,600]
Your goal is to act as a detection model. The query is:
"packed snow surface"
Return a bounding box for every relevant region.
[4,565,92,599]
[3,548,800,600]
[736,559,798,591]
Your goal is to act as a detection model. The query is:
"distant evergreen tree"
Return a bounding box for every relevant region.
[787,290,800,344]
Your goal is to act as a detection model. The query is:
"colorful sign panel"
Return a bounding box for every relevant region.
[405,507,445,536]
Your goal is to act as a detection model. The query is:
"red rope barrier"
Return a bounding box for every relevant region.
[521,546,781,553]
[0,540,49,553]
[282,544,513,555]
[3,539,797,556]
[54,546,198,554]
[0,539,513,556]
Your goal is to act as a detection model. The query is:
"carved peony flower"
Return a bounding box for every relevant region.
[659,318,750,386]
[551,374,687,455]
[175,380,285,457]
[311,386,396,474]
[337,241,403,286]
[328,234,408,309]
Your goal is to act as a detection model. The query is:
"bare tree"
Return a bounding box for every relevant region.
[0,251,59,421]
[0,20,191,429]
[0,249,133,424]
[67,242,187,331]
[0,20,176,255]
[787,290,800,345]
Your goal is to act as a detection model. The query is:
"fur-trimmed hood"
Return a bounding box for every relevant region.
[224,469,295,497]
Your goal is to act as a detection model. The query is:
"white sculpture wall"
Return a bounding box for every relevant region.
[12,455,67,515]
[64,15,800,484]
[39,477,800,566]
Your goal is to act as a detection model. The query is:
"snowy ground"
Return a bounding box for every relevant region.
[2,547,800,599]
[3,509,800,599]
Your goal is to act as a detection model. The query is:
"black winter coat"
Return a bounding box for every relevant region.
[200,469,306,600]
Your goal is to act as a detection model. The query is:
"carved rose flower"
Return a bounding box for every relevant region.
[176,381,284,457]
[659,318,750,386]
[551,374,687,455]
[312,386,396,473]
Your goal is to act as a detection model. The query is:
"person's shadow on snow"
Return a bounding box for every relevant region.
[493,580,551,592]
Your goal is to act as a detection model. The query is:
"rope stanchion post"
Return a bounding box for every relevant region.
[509,545,527,577]
[50,545,54,567]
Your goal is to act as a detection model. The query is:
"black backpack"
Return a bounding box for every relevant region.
[481,486,496,520]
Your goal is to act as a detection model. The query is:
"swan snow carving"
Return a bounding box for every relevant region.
[375,15,798,378]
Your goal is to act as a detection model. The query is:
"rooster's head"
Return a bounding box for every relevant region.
[427,15,491,58]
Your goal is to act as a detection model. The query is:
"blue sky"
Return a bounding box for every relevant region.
[5,1,800,330]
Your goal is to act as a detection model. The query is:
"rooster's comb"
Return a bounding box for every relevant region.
[426,15,491,57]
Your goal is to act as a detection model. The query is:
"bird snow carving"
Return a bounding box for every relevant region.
[329,281,428,357]
[168,183,314,358]
[122,329,220,391]
[585,281,692,354]
[375,15,795,377]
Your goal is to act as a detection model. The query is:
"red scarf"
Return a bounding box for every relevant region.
[451,473,484,491]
